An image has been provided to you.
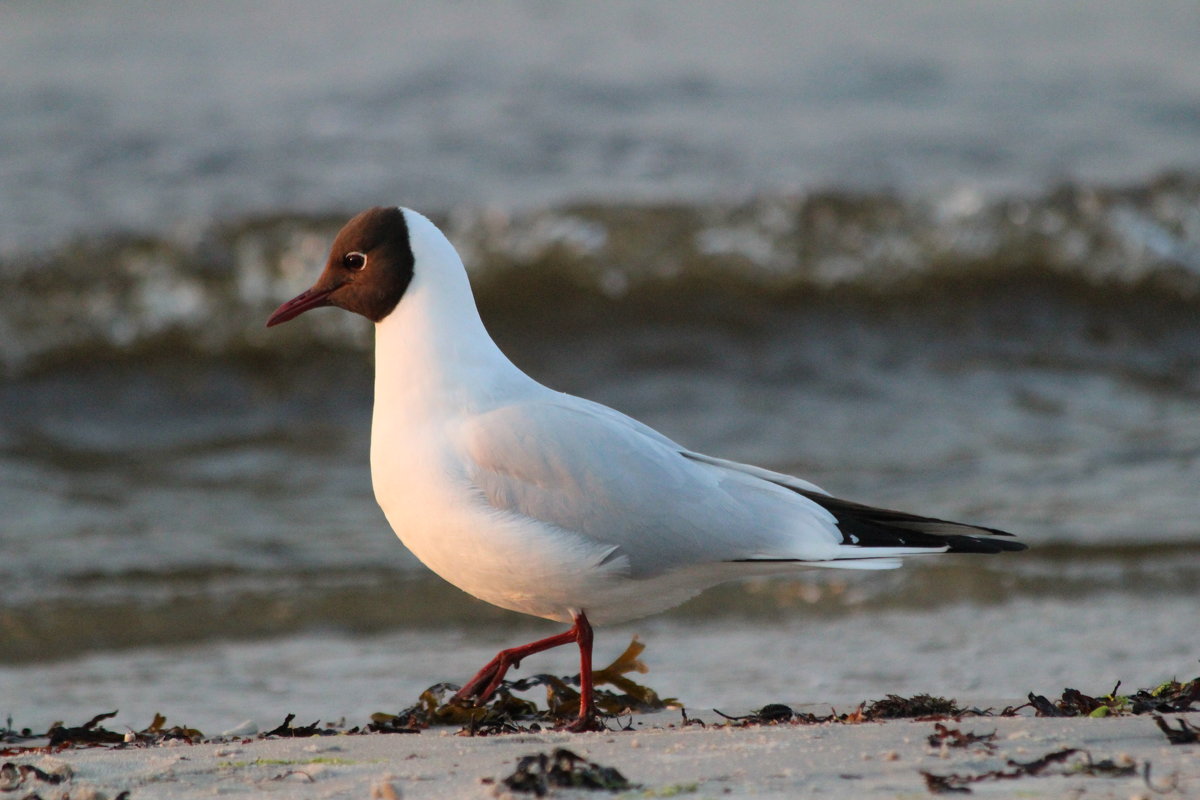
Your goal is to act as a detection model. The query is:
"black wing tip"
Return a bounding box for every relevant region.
[796,489,1027,554]
[943,536,1028,554]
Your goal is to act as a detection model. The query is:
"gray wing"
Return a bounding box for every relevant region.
[460,396,847,577]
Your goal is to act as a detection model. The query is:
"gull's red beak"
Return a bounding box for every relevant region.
[266,286,336,327]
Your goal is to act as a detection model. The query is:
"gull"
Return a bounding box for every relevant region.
[266,206,1024,731]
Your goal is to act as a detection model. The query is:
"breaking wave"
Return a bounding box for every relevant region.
[3,172,1200,376]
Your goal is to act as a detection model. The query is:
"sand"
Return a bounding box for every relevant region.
[4,706,1197,799]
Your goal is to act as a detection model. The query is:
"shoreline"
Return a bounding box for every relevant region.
[5,705,1196,799]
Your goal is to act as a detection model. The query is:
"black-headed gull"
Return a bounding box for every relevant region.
[267,206,1024,731]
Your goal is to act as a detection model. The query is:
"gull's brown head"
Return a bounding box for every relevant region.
[266,206,415,327]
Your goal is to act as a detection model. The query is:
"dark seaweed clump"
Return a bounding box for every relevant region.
[2,710,205,755]
[494,748,635,796]
[1152,714,1200,745]
[370,637,671,735]
[714,693,983,727]
[1025,676,1200,718]
[921,747,1141,794]
[927,722,997,751]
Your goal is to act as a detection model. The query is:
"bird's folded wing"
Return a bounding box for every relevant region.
[459,396,846,577]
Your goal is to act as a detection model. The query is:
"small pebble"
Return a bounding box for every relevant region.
[882,751,900,761]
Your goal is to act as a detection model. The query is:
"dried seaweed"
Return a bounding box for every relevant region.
[1024,692,1065,717]
[713,693,968,728]
[1009,747,1084,775]
[926,723,997,751]
[864,694,962,720]
[125,712,204,745]
[1026,676,1200,718]
[922,771,973,794]
[1026,684,1125,717]
[0,761,129,799]
[922,747,1088,793]
[0,762,67,792]
[1152,714,1200,745]
[36,710,204,751]
[46,711,125,748]
[363,713,422,734]
[923,746,1141,794]
[1072,752,1138,777]
[378,637,674,734]
[380,681,542,734]
[588,638,671,713]
[261,713,334,738]
[1130,677,1200,714]
[499,748,635,796]
[712,703,824,725]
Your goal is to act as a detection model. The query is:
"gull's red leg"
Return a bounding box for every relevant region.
[451,611,601,731]
[562,611,603,732]
[452,626,579,703]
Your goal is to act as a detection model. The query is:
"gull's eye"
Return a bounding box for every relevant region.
[343,251,367,270]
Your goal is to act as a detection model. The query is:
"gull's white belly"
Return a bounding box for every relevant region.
[370,429,612,623]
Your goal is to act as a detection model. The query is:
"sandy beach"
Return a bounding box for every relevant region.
[5,705,1197,799]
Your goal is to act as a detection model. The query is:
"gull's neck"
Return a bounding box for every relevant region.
[372,213,536,419]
